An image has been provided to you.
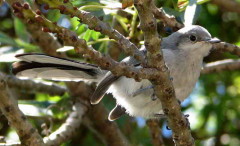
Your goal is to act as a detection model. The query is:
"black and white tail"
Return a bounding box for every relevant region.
[12,53,104,82]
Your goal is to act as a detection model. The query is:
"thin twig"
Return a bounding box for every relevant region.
[87,103,129,146]
[37,0,145,62]
[202,59,240,74]
[0,73,66,96]
[67,81,130,146]
[213,42,240,57]
[151,6,184,31]
[5,0,63,57]
[147,119,165,146]
[43,101,87,146]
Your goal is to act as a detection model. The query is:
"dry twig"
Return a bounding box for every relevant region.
[67,81,130,146]
[36,0,144,62]
[151,6,184,31]
[0,79,44,146]
[202,59,240,74]
[147,119,165,146]
[43,101,87,146]
[0,73,66,96]
[213,42,240,57]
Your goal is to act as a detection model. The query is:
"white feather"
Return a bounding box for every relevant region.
[16,67,98,82]
[17,54,98,70]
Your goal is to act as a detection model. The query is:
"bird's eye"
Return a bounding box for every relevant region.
[189,35,197,42]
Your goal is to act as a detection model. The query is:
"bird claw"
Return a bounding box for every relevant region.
[132,85,154,97]
[164,114,190,130]
[178,100,181,105]
[154,113,166,119]
[151,94,157,101]
[184,114,190,129]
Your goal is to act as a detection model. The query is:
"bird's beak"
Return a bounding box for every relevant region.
[206,37,221,43]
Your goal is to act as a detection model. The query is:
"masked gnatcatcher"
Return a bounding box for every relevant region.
[12,25,220,121]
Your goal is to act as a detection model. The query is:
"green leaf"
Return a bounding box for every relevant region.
[0,32,17,46]
[76,24,87,35]
[72,0,103,6]
[70,17,87,35]
[92,31,101,40]
[14,18,29,42]
[171,0,179,9]
[0,18,13,30]
[82,29,94,41]
[70,17,80,30]
[36,93,62,102]
[15,39,40,52]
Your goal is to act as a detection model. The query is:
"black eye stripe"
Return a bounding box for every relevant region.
[189,35,197,42]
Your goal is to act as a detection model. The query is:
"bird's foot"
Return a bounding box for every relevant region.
[164,114,190,130]
[154,113,166,119]
[132,85,154,97]
[184,114,190,129]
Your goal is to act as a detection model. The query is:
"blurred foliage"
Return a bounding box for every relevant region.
[0,0,240,146]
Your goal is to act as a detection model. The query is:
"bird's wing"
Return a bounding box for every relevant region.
[90,51,143,104]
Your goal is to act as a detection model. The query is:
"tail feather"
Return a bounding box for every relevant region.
[15,53,98,69]
[12,53,104,82]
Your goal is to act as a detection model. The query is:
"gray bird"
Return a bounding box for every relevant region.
[12,25,220,121]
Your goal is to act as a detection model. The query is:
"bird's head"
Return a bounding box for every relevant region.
[164,25,221,57]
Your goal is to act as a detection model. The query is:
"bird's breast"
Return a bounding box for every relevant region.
[166,53,202,101]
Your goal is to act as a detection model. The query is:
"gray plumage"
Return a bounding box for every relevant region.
[12,25,220,120]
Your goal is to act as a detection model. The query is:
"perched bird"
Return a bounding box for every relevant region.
[12,25,220,121]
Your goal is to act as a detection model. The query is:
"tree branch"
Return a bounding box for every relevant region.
[134,0,194,145]
[43,100,87,146]
[0,73,66,96]
[5,0,63,57]
[147,119,165,146]
[151,6,184,31]
[9,2,165,81]
[7,1,240,146]
[87,103,129,146]
[36,0,145,62]
[6,1,129,145]
[213,42,240,57]
[0,79,44,146]
[202,59,240,74]
[67,82,130,146]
